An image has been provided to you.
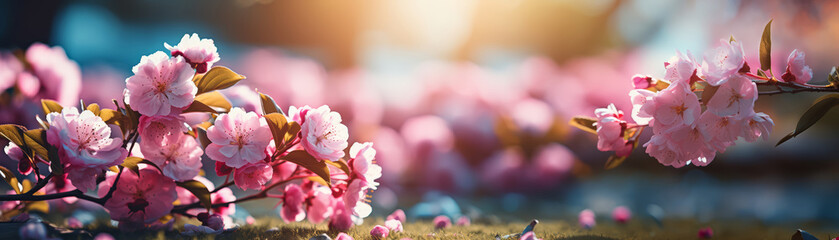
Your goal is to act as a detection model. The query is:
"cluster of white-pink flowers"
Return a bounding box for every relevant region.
[595,39,813,167]
[1,33,380,232]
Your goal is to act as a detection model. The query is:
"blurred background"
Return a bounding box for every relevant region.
[2,0,839,229]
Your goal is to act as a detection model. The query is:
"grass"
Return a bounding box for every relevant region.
[68,217,837,240]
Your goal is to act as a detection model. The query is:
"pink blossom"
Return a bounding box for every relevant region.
[664,51,698,84]
[164,33,220,73]
[650,82,701,132]
[579,209,596,229]
[387,209,407,222]
[370,225,389,239]
[335,232,354,240]
[233,162,273,190]
[697,227,714,238]
[782,49,813,84]
[125,51,196,116]
[98,167,177,225]
[385,219,403,232]
[204,213,225,230]
[349,142,381,188]
[706,75,757,117]
[594,104,632,156]
[520,232,543,240]
[17,72,39,98]
[456,216,471,226]
[668,125,717,167]
[701,39,746,86]
[0,52,21,91]
[306,186,334,224]
[510,98,554,135]
[138,115,189,149]
[697,112,740,149]
[344,179,373,218]
[279,184,305,222]
[433,215,451,229]
[25,43,81,106]
[742,112,774,142]
[300,105,349,161]
[644,135,688,168]
[287,105,313,123]
[46,107,128,191]
[4,142,33,175]
[205,107,272,168]
[629,89,656,125]
[141,133,203,181]
[612,206,631,223]
[631,74,654,89]
[329,200,354,231]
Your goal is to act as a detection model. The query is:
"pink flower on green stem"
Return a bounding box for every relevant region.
[664,51,698,84]
[701,39,746,86]
[98,167,177,225]
[205,107,272,168]
[650,82,701,132]
[782,49,813,84]
[125,51,196,116]
[164,33,220,73]
[300,105,349,161]
[233,162,273,190]
[141,133,203,181]
[46,107,128,191]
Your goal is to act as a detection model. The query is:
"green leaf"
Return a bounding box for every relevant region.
[0,124,27,148]
[280,150,331,187]
[177,180,213,211]
[194,91,232,111]
[759,19,773,71]
[259,92,282,115]
[40,100,62,116]
[120,156,144,175]
[183,100,218,114]
[777,94,839,146]
[0,166,20,194]
[194,66,245,95]
[569,117,597,135]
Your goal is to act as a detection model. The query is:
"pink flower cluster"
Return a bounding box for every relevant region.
[592,39,813,167]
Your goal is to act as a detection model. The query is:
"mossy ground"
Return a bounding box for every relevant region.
[73,217,837,240]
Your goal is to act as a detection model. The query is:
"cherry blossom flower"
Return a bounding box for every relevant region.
[456,216,471,226]
[782,49,813,84]
[594,104,632,156]
[329,200,354,231]
[279,184,305,222]
[164,33,220,73]
[141,133,203,181]
[742,112,774,142]
[46,107,128,191]
[125,51,196,116]
[349,142,381,188]
[701,39,746,86]
[370,225,389,239]
[433,215,451,229]
[344,179,373,218]
[4,143,33,175]
[644,135,687,168]
[650,82,701,132]
[233,162,273,190]
[288,105,313,123]
[579,209,595,229]
[138,115,189,149]
[335,232,354,240]
[25,43,81,106]
[0,52,20,91]
[385,219,403,232]
[612,206,631,223]
[697,112,741,149]
[387,209,407,222]
[664,51,698,84]
[306,186,334,224]
[706,75,757,117]
[300,105,349,161]
[205,107,272,168]
[98,167,177,225]
[520,232,543,240]
[631,74,654,89]
[629,89,656,125]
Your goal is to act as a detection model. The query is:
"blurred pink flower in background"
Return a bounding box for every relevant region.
[236,50,326,108]
[25,43,81,106]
